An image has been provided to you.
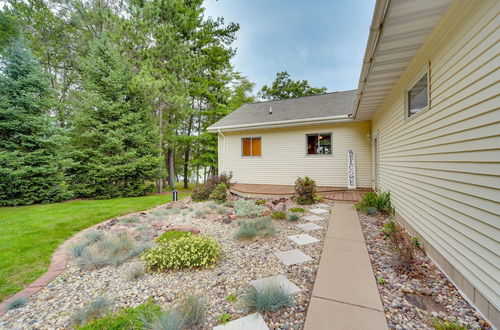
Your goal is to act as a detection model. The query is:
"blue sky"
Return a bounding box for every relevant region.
[203,0,375,93]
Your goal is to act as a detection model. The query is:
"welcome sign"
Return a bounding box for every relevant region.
[347,149,356,189]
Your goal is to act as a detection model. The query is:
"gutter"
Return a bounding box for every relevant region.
[208,114,353,133]
[353,0,390,119]
[218,129,226,172]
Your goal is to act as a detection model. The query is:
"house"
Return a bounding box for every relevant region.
[207,0,499,327]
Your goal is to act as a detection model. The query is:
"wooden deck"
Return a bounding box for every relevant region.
[230,183,372,203]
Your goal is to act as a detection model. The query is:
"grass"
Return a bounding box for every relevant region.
[242,285,293,313]
[271,211,286,219]
[0,193,188,302]
[234,217,276,240]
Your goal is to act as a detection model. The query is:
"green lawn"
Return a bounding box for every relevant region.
[0,194,188,302]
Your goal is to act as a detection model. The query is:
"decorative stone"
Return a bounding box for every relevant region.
[274,249,312,266]
[250,275,302,296]
[213,312,269,330]
[287,234,319,245]
[309,208,329,215]
[273,202,286,212]
[314,203,330,209]
[297,223,322,231]
[302,215,324,222]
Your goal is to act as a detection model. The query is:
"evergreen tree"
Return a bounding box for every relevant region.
[0,38,71,206]
[259,71,327,100]
[68,34,160,199]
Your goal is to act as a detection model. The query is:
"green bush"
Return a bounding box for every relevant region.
[234,218,276,240]
[271,211,286,219]
[287,214,300,221]
[289,207,305,213]
[156,231,191,244]
[355,191,394,215]
[364,206,378,215]
[381,220,396,235]
[141,235,220,271]
[431,318,467,330]
[294,177,317,205]
[77,300,161,329]
[72,296,111,326]
[216,312,232,325]
[6,297,28,310]
[209,183,228,202]
[234,199,265,218]
[256,199,266,205]
[242,285,293,313]
[192,172,233,201]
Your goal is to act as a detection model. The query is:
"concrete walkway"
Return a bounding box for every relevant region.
[304,203,388,330]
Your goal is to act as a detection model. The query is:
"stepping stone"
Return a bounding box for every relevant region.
[213,312,268,330]
[274,249,312,266]
[287,234,319,245]
[302,215,325,222]
[250,274,302,295]
[297,222,323,231]
[315,203,330,209]
[309,208,329,215]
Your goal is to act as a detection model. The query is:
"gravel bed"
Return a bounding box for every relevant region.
[358,212,491,330]
[1,198,331,329]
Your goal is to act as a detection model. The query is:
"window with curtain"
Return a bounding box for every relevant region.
[242,137,261,157]
[307,133,332,155]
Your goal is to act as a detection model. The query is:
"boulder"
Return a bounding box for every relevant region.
[273,202,286,212]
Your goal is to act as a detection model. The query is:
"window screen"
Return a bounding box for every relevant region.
[307,133,331,155]
[407,73,428,117]
[242,137,261,157]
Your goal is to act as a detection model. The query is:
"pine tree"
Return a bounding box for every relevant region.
[0,38,71,206]
[68,34,160,199]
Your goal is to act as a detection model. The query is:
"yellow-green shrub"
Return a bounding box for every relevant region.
[141,235,220,271]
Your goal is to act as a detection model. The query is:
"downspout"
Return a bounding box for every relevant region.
[218,129,226,174]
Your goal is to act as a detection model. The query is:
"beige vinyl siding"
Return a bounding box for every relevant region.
[372,0,500,312]
[218,121,371,187]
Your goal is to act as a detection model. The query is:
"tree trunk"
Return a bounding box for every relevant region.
[167,148,175,188]
[183,114,194,189]
[157,102,164,194]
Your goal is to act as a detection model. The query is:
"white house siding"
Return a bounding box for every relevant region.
[217,121,371,188]
[372,0,500,320]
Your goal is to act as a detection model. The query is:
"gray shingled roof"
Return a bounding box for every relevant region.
[208,90,356,131]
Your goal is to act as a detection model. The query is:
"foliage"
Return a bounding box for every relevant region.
[6,297,28,310]
[216,312,232,325]
[226,294,237,303]
[234,199,266,218]
[259,71,327,100]
[126,264,145,281]
[223,201,234,208]
[146,308,186,330]
[364,206,378,215]
[287,214,300,221]
[144,295,206,329]
[209,183,228,202]
[177,295,207,327]
[141,235,220,271]
[355,191,394,215]
[77,300,161,330]
[0,38,71,206]
[216,206,227,215]
[121,216,139,224]
[156,231,191,244]
[387,223,416,274]
[0,192,187,301]
[271,211,286,220]
[72,296,111,326]
[289,207,305,213]
[192,173,233,202]
[381,221,396,235]
[412,237,422,247]
[377,277,386,284]
[294,177,317,205]
[256,199,266,205]
[242,285,293,313]
[431,318,467,330]
[234,218,276,240]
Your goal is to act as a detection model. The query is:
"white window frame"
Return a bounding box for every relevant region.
[405,64,430,120]
[305,132,333,156]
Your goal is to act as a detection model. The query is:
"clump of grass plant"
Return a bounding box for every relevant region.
[355,191,394,215]
[431,318,467,330]
[287,214,300,221]
[216,312,232,325]
[223,200,234,208]
[84,230,105,243]
[234,199,265,218]
[72,296,111,326]
[207,203,218,209]
[234,217,276,240]
[177,295,206,327]
[126,264,145,281]
[143,295,207,330]
[156,231,191,244]
[6,297,28,310]
[194,209,206,217]
[387,222,416,274]
[242,284,293,313]
[364,206,378,216]
[120,216,139,224]
[271,211,286,220]
[256,199,266,205]
[216,206,227,215]
[289,207,305,213]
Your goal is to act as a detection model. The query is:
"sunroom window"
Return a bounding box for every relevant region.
[307,133,331,155]
[242,137,261,157]
[407,73,428,117]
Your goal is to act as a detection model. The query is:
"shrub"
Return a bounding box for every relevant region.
[216,206,227,215]
[209,183,228,202]
[120,216,139,224]
[256,199,266,205]
[381,220,396,235]
[388,223,416,273]
[289,207,305,213]
[271,211,286,219]
[192,172,233,201]
[226,294,237,303]
[72,296,110,326]
[84,230,105,243]
[126,264,145,281]
[194,209,205,217]
[141,235,220,271]
[177,295,206,327]
[144,295,206,330]
[71,242,88,257]
[377,277,386,284]
[432,318,467,330]
[223,201,234,208]
[234,218,276,240]
[355,191,394,215]
[147,308,186,330]
[294,177,317,205]
[77,300,161,329]
[156,231,191,244]
[6,297,28,310]
[234,199,265,218]
[364,206,378,215]
[412,237,422,247]
[287,214,300,221]
[216,312,232,325]
[242,285,293,313]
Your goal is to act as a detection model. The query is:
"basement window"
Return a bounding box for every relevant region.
[307,133,332,155]
[242,137,261,157]
[407,72,429,118]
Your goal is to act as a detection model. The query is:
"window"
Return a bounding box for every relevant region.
[407,72,428,118]
[242,137,261,157]
[307,133,332,155]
